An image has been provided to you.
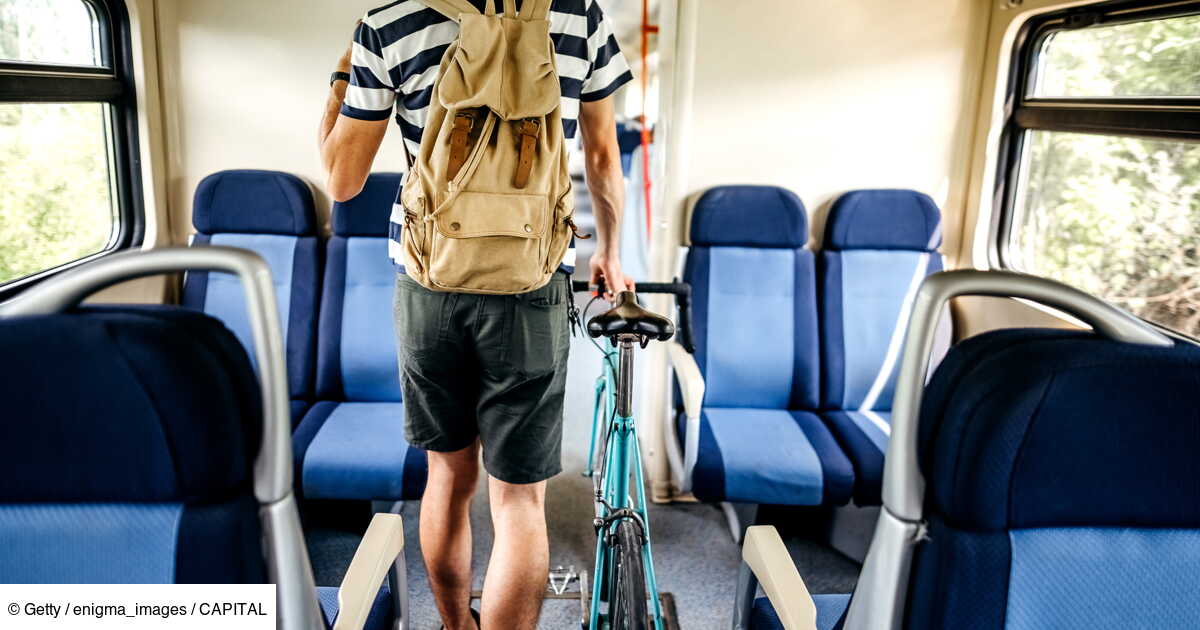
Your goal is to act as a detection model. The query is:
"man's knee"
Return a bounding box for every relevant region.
[427,441,481,498]
[488,477,547,516]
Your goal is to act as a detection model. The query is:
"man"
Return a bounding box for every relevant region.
[317,2,634,628]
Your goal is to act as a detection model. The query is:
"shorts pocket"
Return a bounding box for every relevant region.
[508,278,569,377]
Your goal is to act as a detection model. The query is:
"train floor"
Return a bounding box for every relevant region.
[304,292,860,629]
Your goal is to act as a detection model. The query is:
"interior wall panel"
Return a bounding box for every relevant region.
[156,0,408,242]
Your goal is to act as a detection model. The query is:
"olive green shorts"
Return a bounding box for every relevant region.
[393,272,571,484]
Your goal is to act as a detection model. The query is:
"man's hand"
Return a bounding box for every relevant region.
[590,249,634,301]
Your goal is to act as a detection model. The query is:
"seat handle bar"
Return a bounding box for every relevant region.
[886,269,1171,520]
[0,246,294,506]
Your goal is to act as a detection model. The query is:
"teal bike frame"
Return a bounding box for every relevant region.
[585,335,665,630]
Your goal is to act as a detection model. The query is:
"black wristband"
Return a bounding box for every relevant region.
[330,71,351,87]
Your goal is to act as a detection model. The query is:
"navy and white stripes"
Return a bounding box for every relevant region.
[342,0,633,273]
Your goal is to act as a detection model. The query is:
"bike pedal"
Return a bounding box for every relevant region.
[548,564,577,595]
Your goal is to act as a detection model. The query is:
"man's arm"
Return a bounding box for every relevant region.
[318,27,390,203]
[579,97,634,298]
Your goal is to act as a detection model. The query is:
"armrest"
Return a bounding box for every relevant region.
[333,513,406,630]
[667,342,704,420]
[667,342,705,492]
[743,526,817,630]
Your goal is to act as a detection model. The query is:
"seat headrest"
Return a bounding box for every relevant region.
[333,173,403,237]
[920,329,1200,531]
[193,170,316,236]
[689,186,808,248]
[0,307,262,504]
[825,189,941,251]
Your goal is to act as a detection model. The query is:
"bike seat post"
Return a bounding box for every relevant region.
[616,334,639,418]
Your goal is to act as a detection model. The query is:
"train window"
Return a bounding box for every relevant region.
[0,0,140,291]
[1000,6,1200,339]
[1033,13,1200,98]
[0,0,103,67]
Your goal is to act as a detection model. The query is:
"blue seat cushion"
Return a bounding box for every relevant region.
[906,329,1200,630]
[823,189,941,252]
[294,402,427,501]
[183,233,321,405]
[685,246,822,411]
[316,236,403,402]
[820,250,943,411]
[0,306,267,584]
[750,594,850,630]
[919,329,1200,530]
[0,306,260,503]
[682,409,853,506]
[689,185,809,248]
[821,410,890,506]
[193,170,316,236]
[316,584,393,630]
[333,173,402,237]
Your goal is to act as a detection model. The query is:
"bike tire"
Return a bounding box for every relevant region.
[609,520,649,630]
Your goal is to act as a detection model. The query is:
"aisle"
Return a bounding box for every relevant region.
[306,295,859,629]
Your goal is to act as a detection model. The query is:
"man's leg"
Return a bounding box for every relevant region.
[421,441,482,630]
[481,476,549,630]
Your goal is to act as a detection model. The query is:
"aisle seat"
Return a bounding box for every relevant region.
[0,305,395,630]
[744,327,1200,630]
[182,170,320,421]
[294,173,428,502]
[905,329,1200,629]
[818,189,947,505]
[677,186,853,506]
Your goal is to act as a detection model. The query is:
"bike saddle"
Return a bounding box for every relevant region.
[587,291,676,341]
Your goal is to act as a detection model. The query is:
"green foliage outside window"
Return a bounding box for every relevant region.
[0,0,115,286]
[1014,15,1200,338]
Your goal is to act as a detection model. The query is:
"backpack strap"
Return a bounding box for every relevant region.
[417,0,484,22]
[519,0,552,21]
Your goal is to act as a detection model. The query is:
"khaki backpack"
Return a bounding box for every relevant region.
[400,0,579,295]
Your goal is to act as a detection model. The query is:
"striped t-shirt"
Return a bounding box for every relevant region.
[342,0,634,273]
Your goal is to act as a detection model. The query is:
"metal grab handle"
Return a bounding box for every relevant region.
[0,246,294,506]
[886,269,1172,521]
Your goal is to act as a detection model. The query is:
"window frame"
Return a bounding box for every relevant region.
[0,0,143,298]
[992,0,1200,273]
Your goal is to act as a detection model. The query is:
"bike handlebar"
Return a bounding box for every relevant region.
[571,280,696,354]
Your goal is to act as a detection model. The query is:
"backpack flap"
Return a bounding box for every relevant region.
[433,192,547,240]
[438,15,559,120]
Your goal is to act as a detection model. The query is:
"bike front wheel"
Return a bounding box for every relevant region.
[609,519,649,630]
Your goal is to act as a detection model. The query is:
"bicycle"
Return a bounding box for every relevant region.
[569,280,695,630]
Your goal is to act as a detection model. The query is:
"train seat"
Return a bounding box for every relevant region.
[904,328,1200,629]
[294,173,428,502]
[818,189,948,505]
[674,186,854,507]
[0,304,394,629]
[744,326,1200,630]
[182,169,321,421]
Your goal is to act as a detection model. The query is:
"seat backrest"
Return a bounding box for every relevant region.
[906,329,1200,630]
[316,173,404,402]
[0,307,266,584]
[684,185,820,410]
[182,170,320,404]
[820,189,943,412]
